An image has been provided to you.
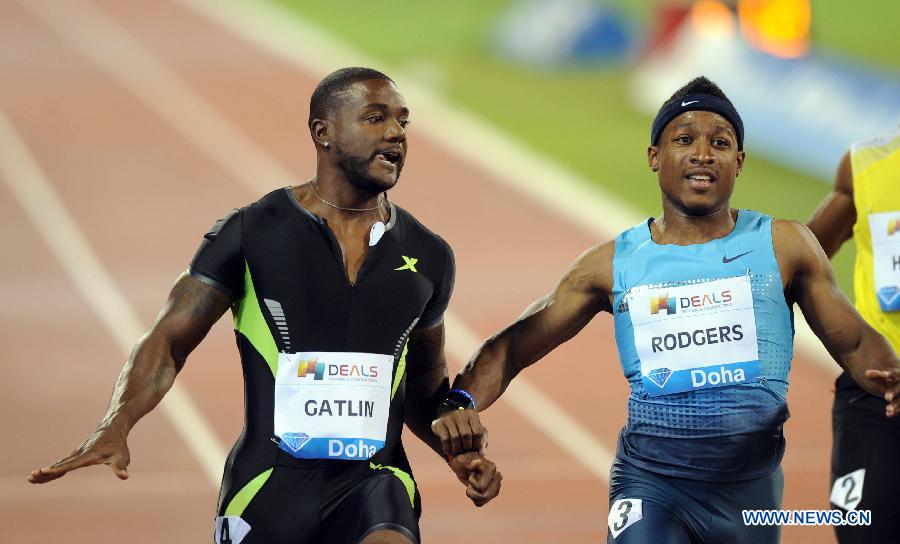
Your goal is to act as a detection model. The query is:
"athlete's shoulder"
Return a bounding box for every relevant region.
[390,203,453,254]
[771,217,810,241]
[737,208,770,221]
[242,187,294,214]
[851,127,900,155]
[201,189,287,238]
[581,239,616,264]
[771,218,825,272]
[850,128,900,177]
[204,207,241,235]
[613,218,652,258]
[566,240,615,294]
[734,208,772,231]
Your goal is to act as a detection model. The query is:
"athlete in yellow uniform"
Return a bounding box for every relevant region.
[808,127,900,543]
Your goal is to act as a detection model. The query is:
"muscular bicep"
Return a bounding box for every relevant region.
[453,243,612,409]
[403,322,450,449]
[504,242,612,365]
[781,221,868,362]
[405,323,449,391]
[149,271,233,368]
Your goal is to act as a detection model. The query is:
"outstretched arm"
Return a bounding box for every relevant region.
[774,220,900,415]
[807,151,855,258]
[432,243,613,457]
[404,322,501,506]
[28,272,232,483]
[455,242,613,410]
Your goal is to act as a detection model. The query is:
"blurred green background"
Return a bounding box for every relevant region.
[272,0,900,295]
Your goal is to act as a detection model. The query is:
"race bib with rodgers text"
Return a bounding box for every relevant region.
[627,275,760,396]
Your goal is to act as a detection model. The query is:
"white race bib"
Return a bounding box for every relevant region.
[627,276,760,396]
[868,212,900,312]
[215,516,251,544]
[608,499,643,539]
[831,469,866,511]
[274,351,393,460]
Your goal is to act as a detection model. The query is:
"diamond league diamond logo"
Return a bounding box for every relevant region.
[281,432,311,453]
[878,286,899,307]
[646,367,673,389]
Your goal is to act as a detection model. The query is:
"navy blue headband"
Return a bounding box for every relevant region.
[650,93,744,150]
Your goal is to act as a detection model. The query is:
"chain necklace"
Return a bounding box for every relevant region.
[309,179,386,213]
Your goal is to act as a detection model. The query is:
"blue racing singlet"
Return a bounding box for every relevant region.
[612,210,793,481]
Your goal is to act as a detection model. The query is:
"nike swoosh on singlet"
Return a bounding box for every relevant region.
[722,250,754,264]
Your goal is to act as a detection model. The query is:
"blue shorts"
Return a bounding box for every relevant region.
[607,458,783,543]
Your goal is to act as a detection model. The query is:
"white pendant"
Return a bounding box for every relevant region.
[369,221,386,246]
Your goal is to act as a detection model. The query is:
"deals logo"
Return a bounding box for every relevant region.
[297,358,325,380]
[650,294,676,315]
[297,357,380,382]
[328,363,380,380]
[888,218,898,236]
[651,289,734,316]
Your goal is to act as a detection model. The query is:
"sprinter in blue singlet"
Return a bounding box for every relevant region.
[431,76,900,543]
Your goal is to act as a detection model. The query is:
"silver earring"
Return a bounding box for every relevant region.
[323,141,330,148]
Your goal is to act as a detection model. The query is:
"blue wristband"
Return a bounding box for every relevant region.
[449,388,477,410]
[437,388,477,416]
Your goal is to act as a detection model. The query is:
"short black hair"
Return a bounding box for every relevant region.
[308,67,394,126]
[663,75,734,109]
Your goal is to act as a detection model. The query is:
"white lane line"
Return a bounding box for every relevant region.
[22,0,619,481]
[0,109,229,486]
[443,314,615,481]
[177,0,837,379]
[18,0,294,199]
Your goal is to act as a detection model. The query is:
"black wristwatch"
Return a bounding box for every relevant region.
[437,388,477,415]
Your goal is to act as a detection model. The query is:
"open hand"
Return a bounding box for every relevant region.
[28,428,130,484]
